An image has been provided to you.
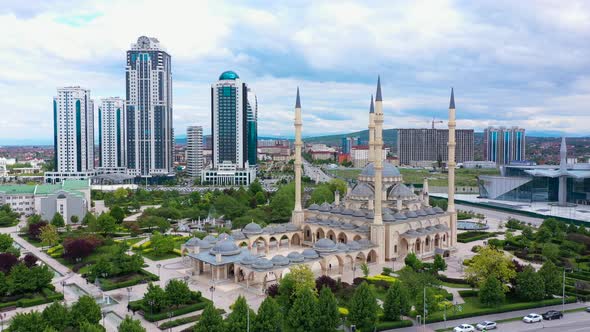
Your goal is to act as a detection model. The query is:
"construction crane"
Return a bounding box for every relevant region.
[431,117,443,129]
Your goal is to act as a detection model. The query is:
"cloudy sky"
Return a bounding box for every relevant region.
[1,0,590,144]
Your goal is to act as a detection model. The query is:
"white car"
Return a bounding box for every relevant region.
[476,321,497,330]
[453,324,475,332]
[523,313,542,323]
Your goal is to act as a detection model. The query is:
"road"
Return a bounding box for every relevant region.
[302,160,332,183]
[392,302,589,332]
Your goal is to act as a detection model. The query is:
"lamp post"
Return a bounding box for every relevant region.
[1,313,6,331]
[101,310,106,328]
[167,312,173,332]
[156,263,162,283]
[61,280,67,305]
[352,264,357,280]
[127,287,133,310]
[209,285,216,305]
[148,299,155,317]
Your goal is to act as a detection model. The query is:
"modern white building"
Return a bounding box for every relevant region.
[99,97,126,168]
[45,87,94,183]
[126,36,174,179]
[186,126,203,178]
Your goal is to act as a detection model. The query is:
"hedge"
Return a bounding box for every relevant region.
[438,275,470,285]
[144,301,211,322]
[375,319,413,331]
[457,232,496,243]
[19,293,64,308]
[424,296,576,323]
[99,269,159,291]
[458,290,478,297]
[568,273,590,282]
[158,315,200,330]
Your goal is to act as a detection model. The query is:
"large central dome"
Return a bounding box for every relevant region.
[360,162,401,177]
[219,71,239,80]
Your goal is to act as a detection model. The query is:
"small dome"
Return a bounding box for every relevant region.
[388,183,416,200]
[184,238,200,247]
[416,209,428,217]
[274,224,287,233]
[305,218,318,224]
[360,162,401,177]
[302,248,319,259]
[231,230,246,240]
[252,258,273,269]
[203,235,217,243]
[425,207,437,215]
[382,207,393,214]
[331,206,342,214]
[394,212,407,220]
[330,220,342,227]
[341,208,354,215]
[406,211,418,218]
[287,251,305,263]
[433,207,444,213]
[358,239,372,247]
[314,238,337,251]
[350,183,374,197]
[57,193,67,199]
[347,241,361,250]
[383,213,395,222]
[353,210,366,218]
[243,222,263,234]
[271,255,289,266]
[209,239,240,256]
[365,211,374,219]
[218,233,234,241]
[341,223,356,230]
[240,254,258,265]
[198,240,213,249]
[286,223,299,231]
[336,243,349,251]
[308,204,320,210]
[357,225,370,232]
[262,226,274,233]
[319,202,332,212]
[219,70,239,80]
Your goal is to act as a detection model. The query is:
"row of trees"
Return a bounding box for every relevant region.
[0,204,19,227]
[139,280,200,313]
[0,236,52,297]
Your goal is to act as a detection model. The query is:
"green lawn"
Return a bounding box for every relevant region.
[441,281,473,289]
[328,168,500,186]
[141,251,179,261]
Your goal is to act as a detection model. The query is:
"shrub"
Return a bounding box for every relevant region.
[375,320,413,331]
[458,290,478,297]
[316,275,338,293]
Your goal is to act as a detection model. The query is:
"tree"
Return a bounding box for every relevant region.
[255,191,266,205]
[78,321,104,332]
[542,243,560,262]
[70,215,79,224]
[253,296,282,332]
[143,283,168,313]
[28,221,48,241]
[360,262,370,277]
[29,264,53,291]
[70,295,102,326]
[226,295,253,332]
[308,185,334,205]
[151,232,174,256]
[94,213,117,234]
[316,286,339,332]
[249,179,263,196]
[286,287,318,332]
[0,253,18,273]
[516,265,545,301]
[0,233,13,252]
[40,224,59,247]
[383,281,410,321]
[7,311,46,332]
[23,253,38,268]
[118,316,146,332]
[479,276,505,307]
[433,254,447,273]
[328,179,347,198]
[50,213,65,227]
[113,188,128,201]
[82,212,96,226]
[397,266,441,300]
[89,257,114,279]
[349,282,378,330]
[193,302,224,332]
[464,246,516,288]
[165,279,190,307]
[42,301,70,331]
[278,264,316,312]
[63,238,98,261]
[110,206,125,223]
[414,287,440,317]
[404,252,423,271]
[539,260,561,296]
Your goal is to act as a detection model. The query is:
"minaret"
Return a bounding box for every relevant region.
[558,137,567,206]
[423,177,430,206]
[368,95,376,163]
[371,76,385,264]
[292,87,305,225]
[447,88,457,246]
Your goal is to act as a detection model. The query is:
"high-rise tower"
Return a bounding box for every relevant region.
[186,126,203,178]
[246,89,258,167]
[98,97,126,168]
[125,36,173,178]
[53,86,94,173]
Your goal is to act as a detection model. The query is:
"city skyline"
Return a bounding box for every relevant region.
[3,1,590,145]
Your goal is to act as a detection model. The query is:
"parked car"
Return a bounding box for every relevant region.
[476,321,497,330]
[586,307,590,313]
[453,324,475,332]
[542,310,563,320]
[523,313,542,323]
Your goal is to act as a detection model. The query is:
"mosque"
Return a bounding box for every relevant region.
[184,78,458,289]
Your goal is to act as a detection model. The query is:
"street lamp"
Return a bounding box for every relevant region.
[156,263,162,282]
[209,285,216,305]
[61,281,67,305]
[167,312,174,332]
[148,300,155,316]
[126,287,133,309]
[352,264,357,279]
[101,310,106,328]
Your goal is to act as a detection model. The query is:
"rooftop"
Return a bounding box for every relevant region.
[219,71,239,80]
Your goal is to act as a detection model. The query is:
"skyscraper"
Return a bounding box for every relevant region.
[397,128,474,166]
[53,86,94,174]
[483,126,526,165]
[98,97,126,168]
[202,70,256,185]
[186,126,203,178]
[125,36,173,178]
[246,89,258,166]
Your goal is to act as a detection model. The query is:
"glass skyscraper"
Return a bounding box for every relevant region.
[483,127,526,165]
[98,97,126,168]
[125,36,173,178]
